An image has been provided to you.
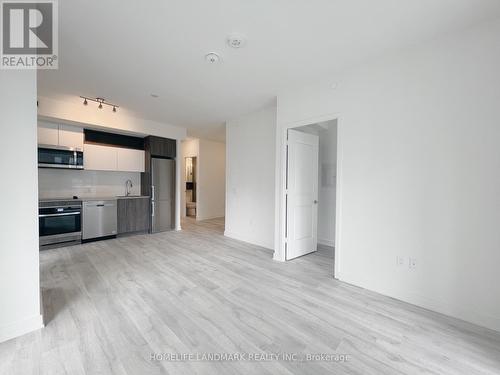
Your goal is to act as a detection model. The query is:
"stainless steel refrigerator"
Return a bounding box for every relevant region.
[151,157,175,233]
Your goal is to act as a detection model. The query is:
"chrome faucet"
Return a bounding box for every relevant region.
[125,179,133,196]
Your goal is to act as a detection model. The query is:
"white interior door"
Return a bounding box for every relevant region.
[286,129,319,260]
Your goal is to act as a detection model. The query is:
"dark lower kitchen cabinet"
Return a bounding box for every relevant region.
[117,198,150,234]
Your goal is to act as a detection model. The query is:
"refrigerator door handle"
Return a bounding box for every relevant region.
[151,201,155,217]
[151,185,155,201]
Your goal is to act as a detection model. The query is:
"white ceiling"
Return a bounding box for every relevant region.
[38,0,500,141]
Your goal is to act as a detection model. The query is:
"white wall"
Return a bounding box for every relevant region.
[225,105,276,249]
[38,170,141,199]
[0,70,42,342]
[197,139,226,220]
[38,96,186,140]
[276,20,500,331]
[180,138,225,221]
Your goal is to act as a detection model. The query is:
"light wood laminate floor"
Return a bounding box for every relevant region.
[1,217,500,374]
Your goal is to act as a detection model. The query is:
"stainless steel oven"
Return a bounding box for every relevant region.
[39,201,82,249]
[38,146,84,169]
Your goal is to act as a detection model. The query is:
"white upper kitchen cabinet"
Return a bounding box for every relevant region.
[116,148,145,172]
[84,144,118,171]
[85,144,145,172]
[38,122,84,150]
[59,125,84,150]
[37,122,59,146]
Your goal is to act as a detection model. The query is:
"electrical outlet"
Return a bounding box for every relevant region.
[409,258,417,270]
[396,256,405,267]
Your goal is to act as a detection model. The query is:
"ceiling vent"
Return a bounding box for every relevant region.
[227,34,246,49]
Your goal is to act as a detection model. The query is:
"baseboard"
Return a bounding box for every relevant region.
[318,238,335,247]
[224,231,274,251]
[339,271,500,333]
[196,214,225,221]
[0,314,43,343]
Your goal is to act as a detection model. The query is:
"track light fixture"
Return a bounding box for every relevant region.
[80,96,119,112]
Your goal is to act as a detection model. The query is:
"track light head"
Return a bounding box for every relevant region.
[113,106,117,112]
[98,103,103,109]
[83,98,88,105]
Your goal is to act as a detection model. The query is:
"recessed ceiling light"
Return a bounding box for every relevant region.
[205,52,220,64]
[227,34,246,49]
[331,83,338,90]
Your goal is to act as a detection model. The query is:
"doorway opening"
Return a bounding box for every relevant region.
[185,156,197,218]
[283,119,338,275]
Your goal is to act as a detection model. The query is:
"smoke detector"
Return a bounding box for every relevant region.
[227,34,246,49]
[205,52,221,64]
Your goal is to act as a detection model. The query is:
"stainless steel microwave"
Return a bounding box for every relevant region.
[38,145,84,169]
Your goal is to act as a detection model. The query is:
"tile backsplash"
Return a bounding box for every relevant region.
[38,169,141,199]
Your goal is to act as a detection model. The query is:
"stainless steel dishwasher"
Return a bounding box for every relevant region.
[82,200,117,240]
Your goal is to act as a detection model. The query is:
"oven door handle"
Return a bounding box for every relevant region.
[39,212,81,218]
